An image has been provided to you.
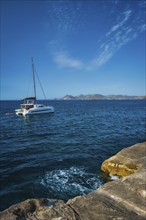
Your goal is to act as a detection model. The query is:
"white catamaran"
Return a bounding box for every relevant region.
[15,58,54,116]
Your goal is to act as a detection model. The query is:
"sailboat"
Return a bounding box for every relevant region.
[15,58,54,116]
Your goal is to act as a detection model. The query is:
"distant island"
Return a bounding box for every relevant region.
[56,94,146,100]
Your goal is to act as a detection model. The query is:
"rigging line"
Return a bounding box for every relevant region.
[34,65,48,101]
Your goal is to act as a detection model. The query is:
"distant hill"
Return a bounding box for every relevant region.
[58,94,146,100]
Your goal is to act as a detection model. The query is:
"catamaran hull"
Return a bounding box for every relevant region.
[15,107,54,116]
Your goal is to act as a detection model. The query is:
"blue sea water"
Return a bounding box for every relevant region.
[0,99,146,211]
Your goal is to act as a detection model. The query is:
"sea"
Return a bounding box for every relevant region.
[0,99,146,211]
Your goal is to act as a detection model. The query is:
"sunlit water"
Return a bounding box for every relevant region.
[0,100,145,211]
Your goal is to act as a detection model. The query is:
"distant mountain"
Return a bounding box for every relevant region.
[63,95,76,100]
[59,94,146,100]
[76,94,105,100]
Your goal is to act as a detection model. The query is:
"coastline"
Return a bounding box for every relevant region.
[0,141,146,219]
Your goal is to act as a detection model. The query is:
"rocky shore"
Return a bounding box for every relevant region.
[0,141,146,220]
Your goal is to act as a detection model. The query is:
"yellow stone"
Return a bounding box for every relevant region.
[101,160,138,177]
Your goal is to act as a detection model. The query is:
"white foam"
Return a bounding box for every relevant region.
[109,174,120,180]
[40,166,102,197]
[5,113,14,115]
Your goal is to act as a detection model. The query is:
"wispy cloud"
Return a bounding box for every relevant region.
[139,24,146,32]
[47,1,145,71]
[106,9,132,36]
[53,49,113,71]
[54,51,84,70]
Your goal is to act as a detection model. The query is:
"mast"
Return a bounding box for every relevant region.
[31,57,37,102]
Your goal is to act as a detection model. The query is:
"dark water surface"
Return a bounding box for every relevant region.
[0,100,145,211]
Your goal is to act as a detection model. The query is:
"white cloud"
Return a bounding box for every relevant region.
[53,48,114,71]
[48,3,145,72]
[110,24,120,32]
[107,9,132,36]
[123,9,132,22]
[54,52,84,69]
[91,51,113,68]
[140,24,146,32]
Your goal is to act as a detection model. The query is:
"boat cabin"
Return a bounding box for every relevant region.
[21,97,36,110]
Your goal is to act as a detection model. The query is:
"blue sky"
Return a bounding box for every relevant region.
[1,0,146,100]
